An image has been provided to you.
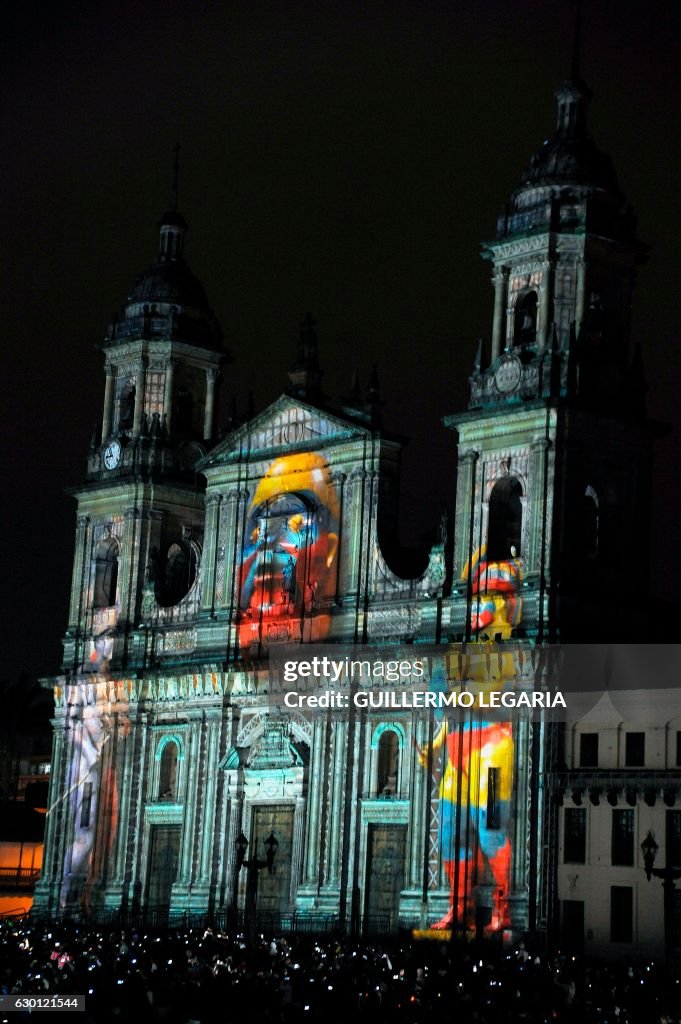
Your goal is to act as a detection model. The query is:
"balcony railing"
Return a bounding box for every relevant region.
[552,769,681,806]
[0,867,42,889]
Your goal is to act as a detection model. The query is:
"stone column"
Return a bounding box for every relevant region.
[68,515,90,629]
[111,709,137,888]
[345,468,367,601]
[178,718,201,889]
[290,795,306,903]
[223,796,242,908]
[528,439,551,575]
[33,721,66,910]
[409,715,430,889]
[101,366,115,440]
[326,721,346,884]
[575,258,587,333]
[303,718,328,884]
[491,266,509,361]
[203,368,218,441]
[539,260,554,351]
[453,451,479,582]
[119,507,141,632]
[132,359,147,436]
[200,494,222,613]
[329,471,346,602]
[125,715,149,909]
[223,488,249,612]
[197,713,221,889]
[507,716,532,933]
[163,358,178,434]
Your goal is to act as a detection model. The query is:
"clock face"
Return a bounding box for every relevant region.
[103,440,121,470]
[494,353,522,394]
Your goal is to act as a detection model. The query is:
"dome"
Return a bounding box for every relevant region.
[516,78,622,198]
[520,134,620,196]
[105,210,223,351]
[494,76,634,244]
[127,259,211,309]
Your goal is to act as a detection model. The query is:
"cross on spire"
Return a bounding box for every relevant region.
[287,313,323,399]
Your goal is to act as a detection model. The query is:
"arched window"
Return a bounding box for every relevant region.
[157,542,196,607]
[159,740,179,801]
[582,485,599,560]
[119,385,136,430]
[514,291,538,346]
[487,477,523,560]
[377,730,399,796]
[93,538,119,608]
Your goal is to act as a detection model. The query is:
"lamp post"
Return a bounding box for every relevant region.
[641,830,681,961]
[234,831,278,944]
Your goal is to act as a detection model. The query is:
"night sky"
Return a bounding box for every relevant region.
[2,0,679,685]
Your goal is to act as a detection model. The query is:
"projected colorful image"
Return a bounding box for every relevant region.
[466,544,523,641]
[238,452,340,650]
[420,546,523,933]
[58,706,128,909]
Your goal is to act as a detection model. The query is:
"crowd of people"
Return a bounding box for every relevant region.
[0,917,679,1023]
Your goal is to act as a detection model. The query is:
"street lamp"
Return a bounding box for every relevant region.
[264,831,279,872]
[641,830,659,881]
[640,829,681,961]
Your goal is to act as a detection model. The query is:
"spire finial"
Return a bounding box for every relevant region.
[172,143,180,211]
[287,313,323,399]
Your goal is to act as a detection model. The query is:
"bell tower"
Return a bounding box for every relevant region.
[62,207,227,674]
[446,65,654,641]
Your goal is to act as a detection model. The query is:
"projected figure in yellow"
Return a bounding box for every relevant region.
[422,715,513,931]
[419,546,523,932]
[238,452,340,649]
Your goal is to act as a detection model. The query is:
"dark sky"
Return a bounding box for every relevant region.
[1,0,679,684]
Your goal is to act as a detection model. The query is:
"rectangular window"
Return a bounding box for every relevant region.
[487,768,500,830]
[612,809,634,866]
[144,370,165,420]
[80,782,93,829]
[667,811,681,868]
[580,733,598,768]
[610,886,633,943]
[564,808,586,863]
[625,732,645,767]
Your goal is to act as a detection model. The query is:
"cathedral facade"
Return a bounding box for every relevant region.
[35,70,656,948]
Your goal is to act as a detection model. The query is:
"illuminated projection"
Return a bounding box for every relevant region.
[238,452,340,650]
[57,700,129,909]
[419,546,523,934]
[466,544,523,641]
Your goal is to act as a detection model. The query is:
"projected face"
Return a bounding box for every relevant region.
[238,452,339,648]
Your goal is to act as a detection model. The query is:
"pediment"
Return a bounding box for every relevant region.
[202,394,368,468]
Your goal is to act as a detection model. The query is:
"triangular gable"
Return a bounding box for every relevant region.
[201,394,369,467]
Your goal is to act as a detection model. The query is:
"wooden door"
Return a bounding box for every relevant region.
[251,804,294,916]
[146,825,181,910]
